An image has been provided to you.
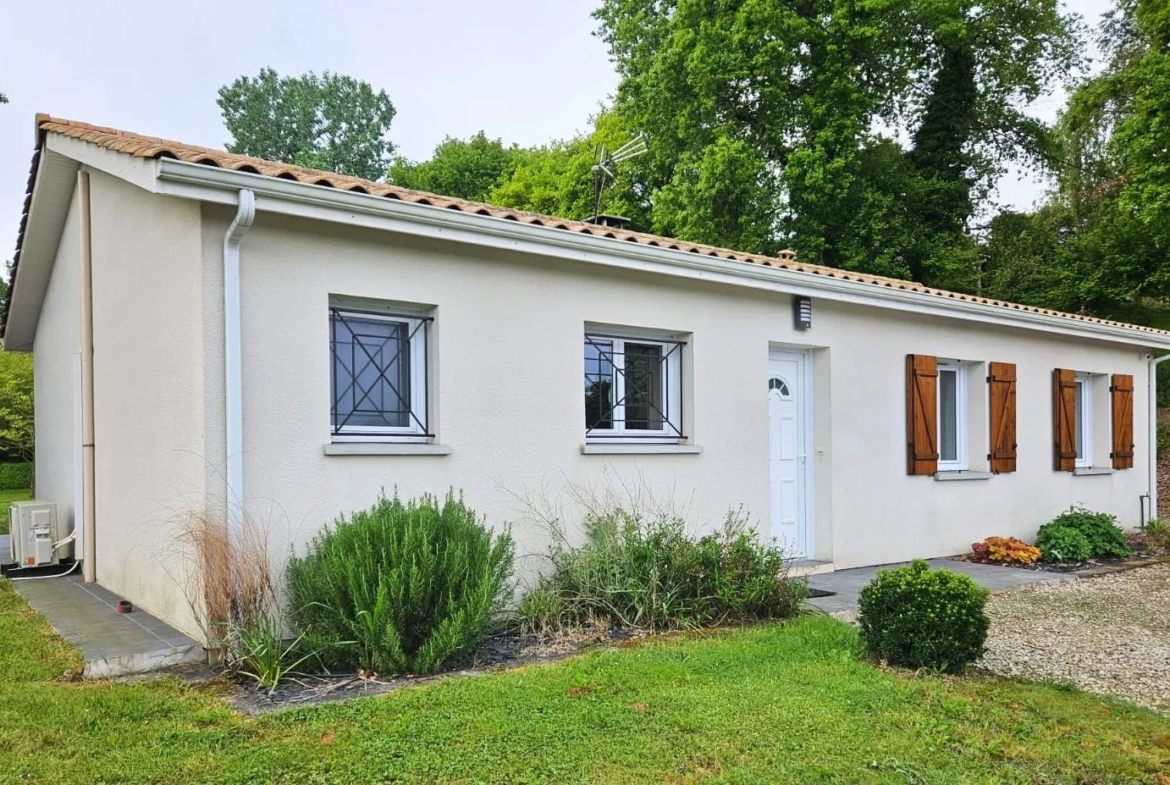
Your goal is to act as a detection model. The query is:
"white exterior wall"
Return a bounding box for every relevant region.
[45,187,1150,637]
[88,171,206,636]
[823,303,1149,567]
[32,184,80,534]
[209,214,1151,581]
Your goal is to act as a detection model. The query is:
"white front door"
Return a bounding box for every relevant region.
[768,351,809,558]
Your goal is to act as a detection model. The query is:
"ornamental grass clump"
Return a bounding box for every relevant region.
[286,492,514,675]
[518,509,806,634]
[858,560,990,674]
[1036,506,1131,563]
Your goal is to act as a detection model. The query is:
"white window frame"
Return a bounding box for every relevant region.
[936,361,969,472]
[330,305,429,444]
[584,332,684,443]
[1075,374,1092,468]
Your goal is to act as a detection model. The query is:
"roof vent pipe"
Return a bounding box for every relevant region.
[223,190,255,530]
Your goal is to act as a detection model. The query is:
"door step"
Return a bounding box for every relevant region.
[788,559,835,577]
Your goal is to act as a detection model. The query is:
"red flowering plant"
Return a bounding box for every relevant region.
[970,536,1041,567]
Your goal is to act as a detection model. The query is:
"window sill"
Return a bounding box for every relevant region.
[580,443,703,455]
[933,471,992,482]
[1073,466,1113,476]
[324,443,452,456]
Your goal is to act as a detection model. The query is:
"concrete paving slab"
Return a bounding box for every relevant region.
[807,557,1070,620]
[12,574,202,677]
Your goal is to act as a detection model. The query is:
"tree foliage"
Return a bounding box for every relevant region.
[592,0,1079,287]
[982,0,1170,317]
[389,132,519,202]
[217,68,396,181]
[0,351,33,463]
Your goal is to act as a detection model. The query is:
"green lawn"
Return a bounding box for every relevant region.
[0,582,1167,784]
[0,488,30,535]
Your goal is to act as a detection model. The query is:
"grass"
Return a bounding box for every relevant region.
[0,582,1167,783]
[0,488,31,535]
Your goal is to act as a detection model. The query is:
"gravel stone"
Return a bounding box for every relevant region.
[977,563,1170,713]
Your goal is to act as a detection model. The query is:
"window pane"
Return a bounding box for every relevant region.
[1075,380,1085,459]
[623,343,664,430]
[584,339,614,430]
[332,316,411,429]
[939,368,958,462]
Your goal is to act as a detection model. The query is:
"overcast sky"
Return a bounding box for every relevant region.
[0,0,1113,258]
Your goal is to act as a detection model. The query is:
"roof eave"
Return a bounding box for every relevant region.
[154,158,1170,351]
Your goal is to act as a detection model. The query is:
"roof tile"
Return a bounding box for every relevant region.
[5,114,1170,339]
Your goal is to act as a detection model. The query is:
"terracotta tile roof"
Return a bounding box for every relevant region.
[8,114,1170,339]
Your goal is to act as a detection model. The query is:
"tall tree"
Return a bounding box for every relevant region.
[217,68,396,181]
[389,132,520,201]
[998,0,1170,314]
[593,0,1080,287]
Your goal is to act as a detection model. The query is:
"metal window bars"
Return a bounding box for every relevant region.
[584,334,685,439]
[330,308,432,437]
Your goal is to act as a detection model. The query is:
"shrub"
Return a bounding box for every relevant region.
[1036,507,1131,562]
[0,462,31,491]
[286,492,514,675]
[972,536,1041,566]
[1035,524,1092,563]
[518,509,806,634]
[858,560,990,674]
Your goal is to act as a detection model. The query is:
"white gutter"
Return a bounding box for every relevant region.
[223,190,255,530]
[153,159,1170,351]
[1149,353,1170,522]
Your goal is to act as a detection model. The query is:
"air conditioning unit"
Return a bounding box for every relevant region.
[9,501,71,568]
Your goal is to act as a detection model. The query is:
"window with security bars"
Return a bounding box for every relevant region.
[584,333,684,441]
[330,306,430,440]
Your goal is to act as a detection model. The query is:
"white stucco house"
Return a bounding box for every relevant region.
[5,115,1168,637]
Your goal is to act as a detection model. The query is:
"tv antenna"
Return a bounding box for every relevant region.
[588,132,648,227]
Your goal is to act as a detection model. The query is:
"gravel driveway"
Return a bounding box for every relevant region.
[978,562,1170,712]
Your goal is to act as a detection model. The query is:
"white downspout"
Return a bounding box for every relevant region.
[223,190,255,530]
[1148,353,1170,523]
[78,171,96,582]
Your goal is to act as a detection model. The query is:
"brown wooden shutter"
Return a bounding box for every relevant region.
[1052,368,1077,471]
[988,362,1017,473]
[1111,373,1134,470]
[906,354,939,475]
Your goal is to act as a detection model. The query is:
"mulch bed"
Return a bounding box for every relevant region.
[214,625,653,716]
[950,531,1170,573]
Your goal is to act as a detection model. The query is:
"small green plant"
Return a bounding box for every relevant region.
[287,491,514,675]
[519,509,806,635]
[858,560,990,674]
[1035,525,1092,563]
[1035,506,1131,562]
[226,617,323,693]
[1142,518,1170,550]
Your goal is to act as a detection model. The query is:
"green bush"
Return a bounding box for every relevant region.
[1036,507,1131,562]
[1035,524,1092,563]
[286,492,514,675]
[857,560,990,674]
[518,509,806,634]
[0,462,31,491]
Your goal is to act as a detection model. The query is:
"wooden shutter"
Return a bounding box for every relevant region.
[988,362,1017,473]
[1052,368,1077,472]
[906,354,939,475]
[1111,373,1134,470]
